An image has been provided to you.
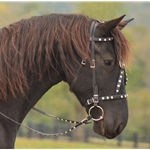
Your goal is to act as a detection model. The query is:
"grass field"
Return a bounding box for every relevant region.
[15,137,109,149]
[15,137,150,149]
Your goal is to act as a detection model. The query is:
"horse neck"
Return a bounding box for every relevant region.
[24,68,64,111]
[0,67,63,148]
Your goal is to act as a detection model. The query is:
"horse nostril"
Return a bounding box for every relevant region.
[115,123,124,135]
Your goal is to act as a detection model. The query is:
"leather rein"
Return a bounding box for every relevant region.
[0,20,128,137]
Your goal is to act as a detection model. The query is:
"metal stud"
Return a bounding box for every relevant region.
[107,96,109,99]
[81,60,86,65]
[90,60,95,68]
[102,97,105,100]
[116,90,119,93]
[99,38,102,41]
[111,96,114,99]
[99,20,105,23]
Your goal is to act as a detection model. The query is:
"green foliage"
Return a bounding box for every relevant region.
[127,60,146,91]
[126,88,150,133]
[0,3,41,28]
[76,2,126,20]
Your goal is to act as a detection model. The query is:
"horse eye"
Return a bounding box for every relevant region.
[104,60,113,66]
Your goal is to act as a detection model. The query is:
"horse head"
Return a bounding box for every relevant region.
[69,15,133,139]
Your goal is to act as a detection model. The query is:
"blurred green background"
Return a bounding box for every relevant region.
[0,1,150,148]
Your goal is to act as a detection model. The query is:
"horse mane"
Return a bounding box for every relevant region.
[0,13,130,100]
[111,25,131,66]
[0,13,93,100]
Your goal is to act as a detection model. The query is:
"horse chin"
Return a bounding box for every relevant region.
[93,121,120,139]
[93,121,105,137]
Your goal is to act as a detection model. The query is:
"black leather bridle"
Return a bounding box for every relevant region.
[70,20,128,122]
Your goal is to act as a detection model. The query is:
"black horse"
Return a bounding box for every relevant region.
[0,13,133,148]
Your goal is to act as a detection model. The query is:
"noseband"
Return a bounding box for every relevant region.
[70,20,128,122]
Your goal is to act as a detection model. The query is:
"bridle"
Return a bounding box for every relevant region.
[0,20,128,137]
[70,20,128,122]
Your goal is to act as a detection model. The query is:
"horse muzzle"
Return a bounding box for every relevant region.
[93,118,127,139]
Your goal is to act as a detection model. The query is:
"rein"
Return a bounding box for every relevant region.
[0,107,92,137]
[0,20,128,137]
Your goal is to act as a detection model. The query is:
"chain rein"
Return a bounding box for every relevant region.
[0,107,92,137]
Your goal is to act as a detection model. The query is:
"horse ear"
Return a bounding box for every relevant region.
[100,15,126,34]
[117,18,134,30]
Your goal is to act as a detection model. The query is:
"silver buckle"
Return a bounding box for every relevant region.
[98,20,105,23]
[90,60,95,68]
[119,61,125,69]
[81,60,86,65]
